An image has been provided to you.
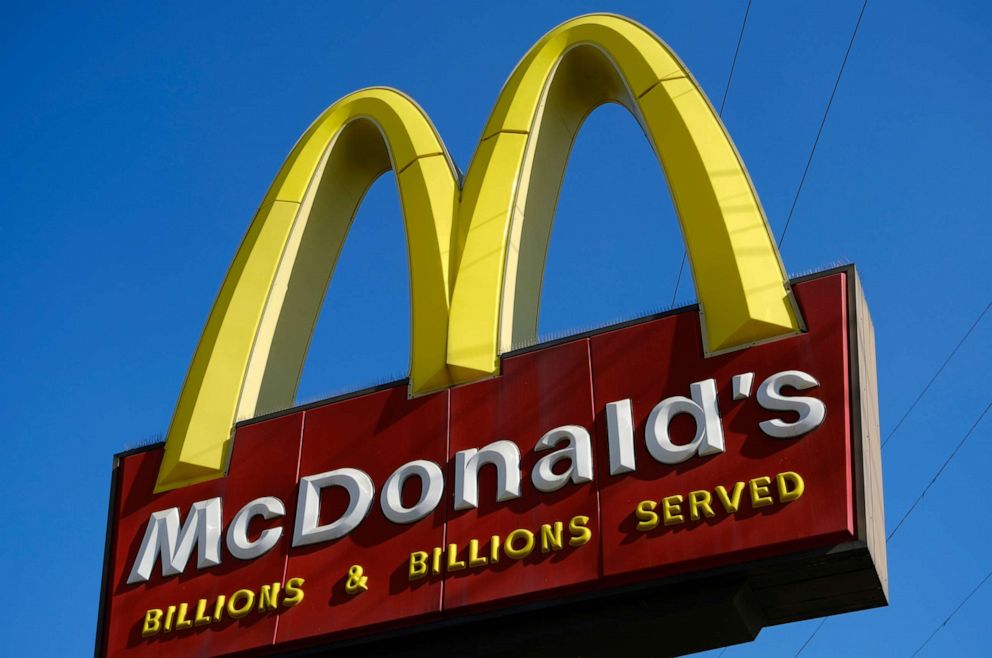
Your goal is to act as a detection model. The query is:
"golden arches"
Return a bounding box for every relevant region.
[155,14,803,492]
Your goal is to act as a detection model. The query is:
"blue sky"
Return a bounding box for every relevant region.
[2,1,990,655]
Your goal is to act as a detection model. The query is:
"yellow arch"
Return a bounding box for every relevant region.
[155,14,803,491]
[446,14,802,382]
[156,88,457,491]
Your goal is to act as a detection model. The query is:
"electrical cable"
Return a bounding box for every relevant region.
[778,0,868,248]
[715,5,871,650]
[783,5,871,648]
[793,337,990,655]
[793,618,826,657]
[882,301,991,448]
[736,2,991,655]
[670,0,751,306]
[910,566,992,657]
[886,398,991,542]
[792,399,989,652]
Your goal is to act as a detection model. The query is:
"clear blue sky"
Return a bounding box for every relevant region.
[2,1,990,656]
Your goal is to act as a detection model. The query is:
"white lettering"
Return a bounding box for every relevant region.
[226,496,285,560]
[127,497,222,584]
[381,460,444,524]
[645,379,725,464]
[606,399,636,475]
[454,440,521,511]
[757,370,826,438]
[532,425,593,492]
[292,468,374,547]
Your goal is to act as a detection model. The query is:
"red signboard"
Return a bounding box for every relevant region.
[97,269,886,657]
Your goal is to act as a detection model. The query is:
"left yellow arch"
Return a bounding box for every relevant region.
[156,88,457,491]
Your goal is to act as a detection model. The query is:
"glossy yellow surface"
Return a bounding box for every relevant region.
[447,14,801,381]
[156,88,457,491]
[344,565,369,594]
[156,14,802,492]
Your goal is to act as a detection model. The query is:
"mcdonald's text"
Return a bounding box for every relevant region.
[126,367,823,584]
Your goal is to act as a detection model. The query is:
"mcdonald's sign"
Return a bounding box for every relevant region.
[97,14,887,657]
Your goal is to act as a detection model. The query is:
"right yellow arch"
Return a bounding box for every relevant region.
[447,13,803,383]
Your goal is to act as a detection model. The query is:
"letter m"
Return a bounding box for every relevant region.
[127,497,222,584]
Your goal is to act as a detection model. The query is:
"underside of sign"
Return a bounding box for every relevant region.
[96,266,886,658]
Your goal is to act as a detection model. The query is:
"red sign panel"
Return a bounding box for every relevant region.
[97,270,874,657]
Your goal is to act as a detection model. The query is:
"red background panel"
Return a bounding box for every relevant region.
[104,412,303,658]
[101,271,861,657]
[275,385,448,645]
[590,273,854,581]
[443,339,601,610]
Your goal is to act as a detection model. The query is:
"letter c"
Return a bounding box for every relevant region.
[226,496,285,560]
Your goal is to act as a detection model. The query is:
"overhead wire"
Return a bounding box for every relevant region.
[778,0,868,248]
[703,3,869,656]
[667,2,989,656]
[670,0,752,307]
[792,395,991,655]
[792,618,826,657]
[780,2,869,653]
[886,399,992,542]
[879,302,992,654]
[910,566,992,657]
[882,301,991,448]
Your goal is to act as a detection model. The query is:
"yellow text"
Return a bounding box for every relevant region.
[634,471,805,532]
[140,577,305,638]
[408,515,592,580]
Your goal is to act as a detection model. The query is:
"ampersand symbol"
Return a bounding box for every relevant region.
[345,564,369,594]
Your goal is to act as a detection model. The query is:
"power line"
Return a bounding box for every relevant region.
[670,0,752,306]
[882,301,991,448]
[792,318,991,657]
[717,1,752,117]
[886,398,992,542]
[910,567,992,657]
[793,310,990,653]
[722,6,871,654]
[678,4,987,657]
[790,373,990,656]
[778,0,868,248]
[793,618,826,657]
